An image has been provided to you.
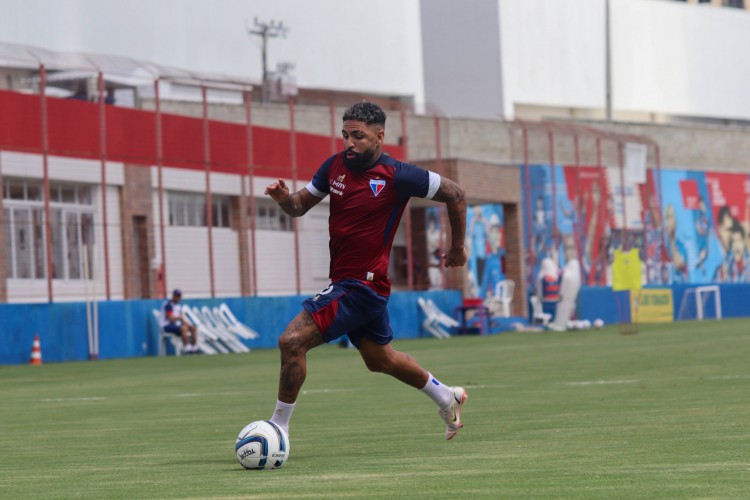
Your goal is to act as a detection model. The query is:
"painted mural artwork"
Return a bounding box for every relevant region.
[464,204,505,299]
[521,165,750,288]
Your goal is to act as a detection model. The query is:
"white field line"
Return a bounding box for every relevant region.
[39,396,108,402]
[38,375,747,403]
[561,379,638,386]
[301,388,357,395]
[705,375,750,381]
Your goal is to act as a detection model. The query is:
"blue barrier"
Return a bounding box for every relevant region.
[671,283,750,319]
[575,283,750,324]
[574,287,622,325]
[0,290,462,365]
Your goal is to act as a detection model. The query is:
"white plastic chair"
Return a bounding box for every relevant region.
[214,303,260,340]
[417,297,456,339]
[180,307,224,354]
[529,295,552,326]
[198,306,250,353]
[153,309,183,356]
[494,279,515,317]
[189,306,240,353]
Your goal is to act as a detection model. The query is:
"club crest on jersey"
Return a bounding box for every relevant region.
[369,179,386,197]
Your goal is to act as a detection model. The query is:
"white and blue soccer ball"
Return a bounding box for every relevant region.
[593,318,604,329]
[235,420,290,470]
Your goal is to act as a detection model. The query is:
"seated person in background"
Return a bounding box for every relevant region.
[160,289,199,354]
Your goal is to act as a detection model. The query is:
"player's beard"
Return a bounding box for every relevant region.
[343,148,377,171]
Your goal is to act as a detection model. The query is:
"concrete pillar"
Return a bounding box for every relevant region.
[120,164,156,299]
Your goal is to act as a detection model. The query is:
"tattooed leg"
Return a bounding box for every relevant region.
[277,310,324,403]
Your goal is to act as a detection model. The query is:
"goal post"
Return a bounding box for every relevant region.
[676,286,722,321]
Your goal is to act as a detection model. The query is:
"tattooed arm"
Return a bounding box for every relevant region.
[431,177,468,268]
[264,178,322,217]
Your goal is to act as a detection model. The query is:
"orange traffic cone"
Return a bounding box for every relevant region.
[30,335,43,365]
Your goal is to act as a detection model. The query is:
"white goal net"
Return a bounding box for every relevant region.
[676,286,722,321]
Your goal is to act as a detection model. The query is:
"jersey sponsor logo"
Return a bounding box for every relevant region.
[330,177,346,196]
[369,179,386,197]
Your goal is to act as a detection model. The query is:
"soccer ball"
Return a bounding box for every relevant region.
[593,318,604,329]
[235,420,290,470]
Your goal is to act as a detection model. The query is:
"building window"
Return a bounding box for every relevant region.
[251,199,292,231]
[3,179,94,280]
[168,191,230,228]
[212,196,231,228]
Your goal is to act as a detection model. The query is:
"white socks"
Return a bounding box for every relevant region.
[269,400,295,432]
[269,376,450,431]
[420,373,452,409]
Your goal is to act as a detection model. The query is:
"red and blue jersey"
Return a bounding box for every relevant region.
[306,152,441,296]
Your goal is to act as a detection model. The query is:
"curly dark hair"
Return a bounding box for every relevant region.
[342,101,386,126]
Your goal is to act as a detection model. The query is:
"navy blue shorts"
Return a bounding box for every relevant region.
[301,279,392,348]
[163,322,182,335]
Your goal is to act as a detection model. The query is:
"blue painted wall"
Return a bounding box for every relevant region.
[574,284,750,324]
[5,283,744,365]
[0,290,462,365]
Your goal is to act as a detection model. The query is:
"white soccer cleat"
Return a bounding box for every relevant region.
[439,386,467,440]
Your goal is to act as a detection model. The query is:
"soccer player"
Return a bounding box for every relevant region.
[264,101,468,440]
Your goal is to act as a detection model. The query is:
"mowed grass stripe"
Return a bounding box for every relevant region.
[0,319,748,499]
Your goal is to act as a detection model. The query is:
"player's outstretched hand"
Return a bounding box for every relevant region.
[443,246,468,268]
[265,178,290,204]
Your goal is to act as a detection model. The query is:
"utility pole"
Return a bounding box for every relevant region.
[248,17,289,102]
[605,0,613,121]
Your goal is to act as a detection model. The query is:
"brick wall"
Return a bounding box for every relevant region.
[231,194,251,296]
[417,159,527,317]
[120,164,156,299]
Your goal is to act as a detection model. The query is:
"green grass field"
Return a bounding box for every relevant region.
[1,319,749,499]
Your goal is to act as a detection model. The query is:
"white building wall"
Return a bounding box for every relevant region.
[420,0,504,118]
[298,203,332,294]
[612,0,750,120]
[97,184,124,299]
[422,0,750,122]
[253,230,297,295]
[151,166,245,298]
[0,152,124,185]
[163,226,211,297]
[212,229,241,298]
[1,152,124,302]
[498,0,607,115]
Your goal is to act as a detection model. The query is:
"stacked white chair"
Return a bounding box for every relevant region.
[196,306,250,353]
[152,302,258,355]
[181,307,226,354]
[417,297,457,339]
[214,304,260,340]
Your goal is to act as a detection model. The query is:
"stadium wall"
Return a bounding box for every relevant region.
[575,283,750,325]
[0,289,462,365]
